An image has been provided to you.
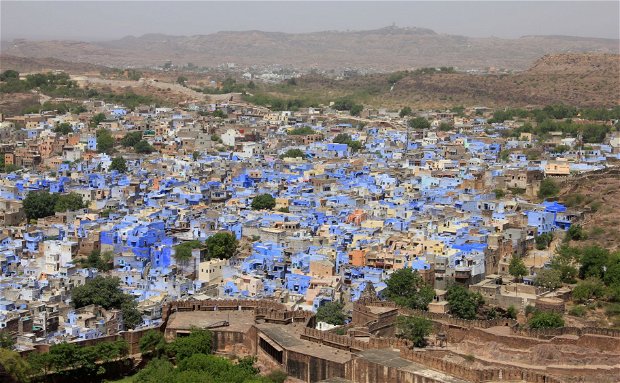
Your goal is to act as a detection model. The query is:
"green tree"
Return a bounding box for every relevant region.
[333,133,362,152]
[550,245,579,283]
[408,117,431,130]
[139,330,166,357]
[396,316,433,347]
[205,232,238,260]
[534,268,563,289]
[165,328,212,361]
[0,332,15,350]
[23,190,58,220]
[0,348,31,383]
[383,268,435,310]
[508,256,528,282]
[96,128,114,154]
[177,76,188,85]
[350,104,363,116]
[315,301,346,325]
[280,149,306,159]
[54,192,85,212]
[288,126,316,135]
[506,305,518,319]
[566,224,586,241]
[120,131,143,147]
[438,122,452,131]
[446,284,484,319]
[193,151,200,161]
[133,358,175,383]
[399,106,412,118]
[528,311,564,329]
[572,278,606,303]
[110,156,127,173]
[54,122,73,135]
[174,240,203,263]
[91,113,106,128]
[212,109,227,118]
[0,70,19,81]
[251,194,276,210]
[535,232,553,250]
[81,250,113,272]
[71,276,142,329]
[579,245,610,280]
[538,178,559,199]
[134,140,154,154]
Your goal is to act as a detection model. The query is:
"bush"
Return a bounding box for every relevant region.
[566,224,586,241]
[528,311,564,329]
[568,305,586,317]
[288,126,316,135]
[535,232,553,250]
[538,178,559,199]
[506,305,518,319]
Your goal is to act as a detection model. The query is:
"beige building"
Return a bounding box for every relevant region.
[198,258,227,284]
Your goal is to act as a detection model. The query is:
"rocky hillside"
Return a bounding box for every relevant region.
[1,26,618,71]
[268,53,620,108]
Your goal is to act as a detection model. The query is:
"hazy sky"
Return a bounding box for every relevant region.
[1,1,619,41]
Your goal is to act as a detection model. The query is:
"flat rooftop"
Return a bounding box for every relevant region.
[366,305,398,315]
[166,310,255,333]
[357,349,470,383]
[257,323,353,364]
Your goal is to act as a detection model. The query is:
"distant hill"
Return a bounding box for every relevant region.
[1,26,618,70]
[260,53,620,108]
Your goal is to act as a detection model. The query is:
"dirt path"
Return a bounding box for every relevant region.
[71,75,208,102]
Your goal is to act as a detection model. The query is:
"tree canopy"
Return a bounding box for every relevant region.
[139,330,166,357]
[396,316,433,347]
[251,194,276,210]
[80,250,113,272]
[508,257,528,282]
[174,240,203,262]
[54,122,73,135]
[110,156,127,173]
[28,339,128,378]
[538,178,559,199]
[96,128,114,154]
[399,106,412,118]
[445,284,484,320]
[316,301,346,325]
[333,133,363,152]
[23,191,85,220]
[280,149,306,159]
[134,140,155,154]
[0,348,31,383]
[408,117,431,130]
[383,268,435,310]
[71,276,142,329]
[205,232,238,260]
[120,131,143,147]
